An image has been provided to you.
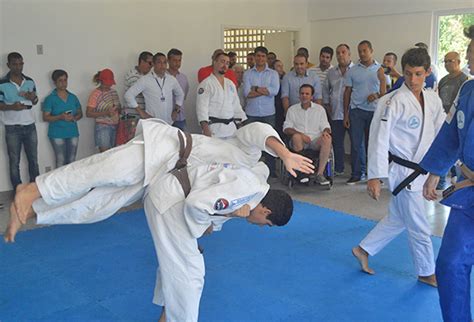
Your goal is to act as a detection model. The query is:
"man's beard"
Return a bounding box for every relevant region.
[218,70,226,75]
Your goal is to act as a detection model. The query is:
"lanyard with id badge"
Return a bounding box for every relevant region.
[155,77,166,102]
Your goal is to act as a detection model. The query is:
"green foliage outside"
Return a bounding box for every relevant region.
[437,13,474,74]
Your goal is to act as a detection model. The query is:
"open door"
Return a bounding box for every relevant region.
[265,31,295,71]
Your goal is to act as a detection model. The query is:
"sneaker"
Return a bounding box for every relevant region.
[315,174,330,185]
[346,176,361,185]
[361,174,368,182]
[299,177,310,184]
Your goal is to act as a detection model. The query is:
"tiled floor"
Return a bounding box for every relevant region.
[0,172,450,239]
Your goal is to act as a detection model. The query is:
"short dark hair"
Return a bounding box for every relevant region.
[384,52,398,62]
[294,53,308,62]
[262,189,293,226]
[401,47,431,71]
[336,44,350,51]
[153,52,166,64]
[7,52,23,63]
[358,40,373,50]
[464,25,474,40]
[167,48,182,59]
[52,69,68,82]
[213,52,229,61]
[254,46,268,55]
[320,46,334,58]
[228,51,237,58]
[138,51,153,63]
[247,52,255,57]
[268,52,277,57]
[300,84,315,95]
[297,47,309,57]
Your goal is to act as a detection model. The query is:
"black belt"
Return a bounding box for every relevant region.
[209,117,241,125]
[169,131,192,197]
[389,153,427,196]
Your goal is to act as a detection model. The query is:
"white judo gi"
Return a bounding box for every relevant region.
[144,161,270,322]
[196,73,247,139]
[360,83,445,276]
[33,119,282,225]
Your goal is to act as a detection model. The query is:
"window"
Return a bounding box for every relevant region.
[224,28,282,68]
[434,11,474,79]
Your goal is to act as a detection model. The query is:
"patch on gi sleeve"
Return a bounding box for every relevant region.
[214,198,229,210]
[198,88,205,95]
[457,110,465,129]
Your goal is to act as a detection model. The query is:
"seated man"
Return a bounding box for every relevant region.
[283,84,332,185]
[7,119,313,322]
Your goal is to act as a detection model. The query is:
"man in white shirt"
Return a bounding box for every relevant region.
[124,52,184,125]
[197,53,246,139]
[123,51,153,115]
[284,84,332,185]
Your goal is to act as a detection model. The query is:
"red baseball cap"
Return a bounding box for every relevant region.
[98,68,116,86]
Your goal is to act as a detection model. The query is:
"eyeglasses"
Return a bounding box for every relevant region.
[444,59,458,63]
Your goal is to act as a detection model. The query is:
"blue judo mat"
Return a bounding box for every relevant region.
[0,201,470,321]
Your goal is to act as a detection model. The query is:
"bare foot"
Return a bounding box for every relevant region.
[14,183,40,225]
[158,307,166,322]
[352,246,375,275]
[418,274,437,287]
[4,204,23,243]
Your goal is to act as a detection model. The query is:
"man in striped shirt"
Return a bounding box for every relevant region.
[310,46,334,86]
[124,51,153,115]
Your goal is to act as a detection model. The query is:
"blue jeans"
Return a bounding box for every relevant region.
[95,123,117,150]
[50,137,79,168]
[349,108,373,178]
[5,123,40,190]
[245,114,276,176]
[331,120,347,173]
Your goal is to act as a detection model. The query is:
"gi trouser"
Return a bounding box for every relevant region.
[436,207,474,322]
[359,189,435,276]
[144,197,204,322]
[33,137,146,224]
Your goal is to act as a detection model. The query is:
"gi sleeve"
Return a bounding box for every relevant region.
[235,122,284,157]
[124,76,146,109]
[367,97,397,180]
[196,81,211,123]
[184,167,269,238]
[419,82,473,175]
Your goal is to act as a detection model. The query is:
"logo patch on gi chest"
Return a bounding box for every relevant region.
[407,116,421,129]
[457,111,465,129]
[198,88,205,95]
[214,198,229,210]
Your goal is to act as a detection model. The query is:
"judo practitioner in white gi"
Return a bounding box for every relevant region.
[196,52,247,139]
[351,48,445,287]
[6,119,313,322]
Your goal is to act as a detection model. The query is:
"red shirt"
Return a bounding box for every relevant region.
[197,65,238,87]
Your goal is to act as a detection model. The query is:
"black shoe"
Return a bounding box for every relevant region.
[346,176,361,185]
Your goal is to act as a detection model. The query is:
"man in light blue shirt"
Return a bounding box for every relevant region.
[323,44,353,175]
[243,46,280,176]
[343,40,386,184]
[281,54,322,112]
[0,52,40,192]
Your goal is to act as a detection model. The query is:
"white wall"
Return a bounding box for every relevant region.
[0,0,311,192]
